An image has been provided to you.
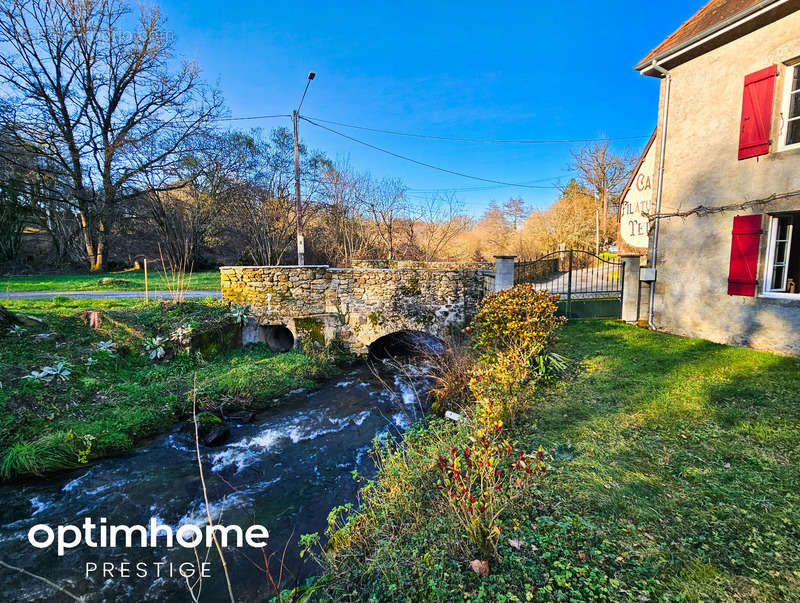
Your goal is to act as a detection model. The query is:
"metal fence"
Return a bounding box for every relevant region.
[514,249,624,319]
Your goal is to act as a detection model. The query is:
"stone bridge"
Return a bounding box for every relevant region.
[219,260,508,354]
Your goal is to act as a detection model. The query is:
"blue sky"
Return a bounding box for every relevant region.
[159,0,700,216]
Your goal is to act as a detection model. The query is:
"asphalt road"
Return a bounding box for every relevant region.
[527,268,622,298]
[1,290,222,299]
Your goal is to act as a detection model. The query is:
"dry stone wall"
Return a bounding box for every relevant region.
[220,265,488,354]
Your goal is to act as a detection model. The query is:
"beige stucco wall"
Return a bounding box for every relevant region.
[649,11,800,355]
[619,139,656,250]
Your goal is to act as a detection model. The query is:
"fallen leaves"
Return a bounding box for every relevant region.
[469,559,490,577]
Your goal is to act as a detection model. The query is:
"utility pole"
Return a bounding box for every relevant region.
[293,109,303,265]
[293,72,315,266]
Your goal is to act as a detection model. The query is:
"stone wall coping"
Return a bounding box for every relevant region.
[220,265,485,273]
[219,265,331,269]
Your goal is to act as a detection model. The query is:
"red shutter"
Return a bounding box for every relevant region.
[738,66,777,160]
[727,214,762,296]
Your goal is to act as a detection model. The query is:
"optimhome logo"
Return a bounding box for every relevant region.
[28,517,269,556]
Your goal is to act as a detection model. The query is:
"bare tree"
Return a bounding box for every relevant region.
[0,112,83,266]
[144,131,257,269]
[570,142,634,249]
[0,121,36,263]
[360,177,408,260]
[318,162,377,266]
[411,193,471,261]
[230,128,327,265]
[0,0,223,271]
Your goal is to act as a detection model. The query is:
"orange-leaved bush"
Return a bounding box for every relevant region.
[468,348,534,425]
[468,284,565,360]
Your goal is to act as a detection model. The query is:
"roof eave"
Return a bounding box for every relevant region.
[634,0,791,77]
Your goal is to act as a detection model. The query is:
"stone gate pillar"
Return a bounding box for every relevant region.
[620,254,641,323]
[494,255,516,292]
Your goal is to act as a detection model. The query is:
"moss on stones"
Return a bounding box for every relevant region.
[398,273,422,297]
[295,317,325,347]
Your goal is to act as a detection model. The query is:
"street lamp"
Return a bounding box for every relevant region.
[293,71,315,266]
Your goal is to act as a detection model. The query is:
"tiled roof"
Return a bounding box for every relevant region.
[637,0,772,67]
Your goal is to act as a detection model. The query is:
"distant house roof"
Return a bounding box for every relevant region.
[635,0,800,75]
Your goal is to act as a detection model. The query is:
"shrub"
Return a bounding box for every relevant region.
[468,284,565,360]
[427,338,476,416]
[435,422,546,559]
[468,348,534,424]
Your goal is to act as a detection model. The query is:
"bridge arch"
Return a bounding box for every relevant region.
[263,324,294,353]
[368,330,446,359]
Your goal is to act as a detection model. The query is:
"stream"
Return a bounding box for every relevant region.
[0,355,436,602]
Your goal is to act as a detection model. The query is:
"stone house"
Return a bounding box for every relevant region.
[630,0,800,355]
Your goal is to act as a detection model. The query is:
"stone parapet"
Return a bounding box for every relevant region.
[220,265,489,354]
[350,259,492,270]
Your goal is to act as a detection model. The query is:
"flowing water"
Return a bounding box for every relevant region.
[0,356,436,602]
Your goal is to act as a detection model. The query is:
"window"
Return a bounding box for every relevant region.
[763,213,800,296]
[780,63,800,151]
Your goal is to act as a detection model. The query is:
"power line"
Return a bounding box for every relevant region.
[300,116,561,190]
[407,174,570,194]
[215,114,291,122]
[301,115,649,144]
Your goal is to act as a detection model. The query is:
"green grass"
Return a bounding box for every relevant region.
[0,269,221,292]
[313,321,800,601]
[0,299,337,479]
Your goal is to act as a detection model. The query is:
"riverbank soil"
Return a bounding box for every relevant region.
[315,320,800,601]
[0,298,336,479]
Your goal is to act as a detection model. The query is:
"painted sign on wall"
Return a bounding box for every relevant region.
[618,132,656,251]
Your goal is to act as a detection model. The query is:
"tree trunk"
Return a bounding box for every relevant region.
[601,190,608,248]
[79,209,99,271]
[91,229,106,272]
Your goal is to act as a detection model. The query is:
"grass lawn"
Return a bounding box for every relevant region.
[0,269,221,292]
[0,298,337,479]
[314,320,800,601]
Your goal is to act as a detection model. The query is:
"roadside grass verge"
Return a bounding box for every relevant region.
[0,299,336,479]
[0,269,220,292]
[312,321,800,601]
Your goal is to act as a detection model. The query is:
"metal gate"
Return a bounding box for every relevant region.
[514,249,624,319]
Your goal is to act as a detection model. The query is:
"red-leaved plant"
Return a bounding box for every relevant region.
[435,421,546,559]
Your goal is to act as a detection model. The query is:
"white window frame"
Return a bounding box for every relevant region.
[761,214,799,299]
[778,62,800,152]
